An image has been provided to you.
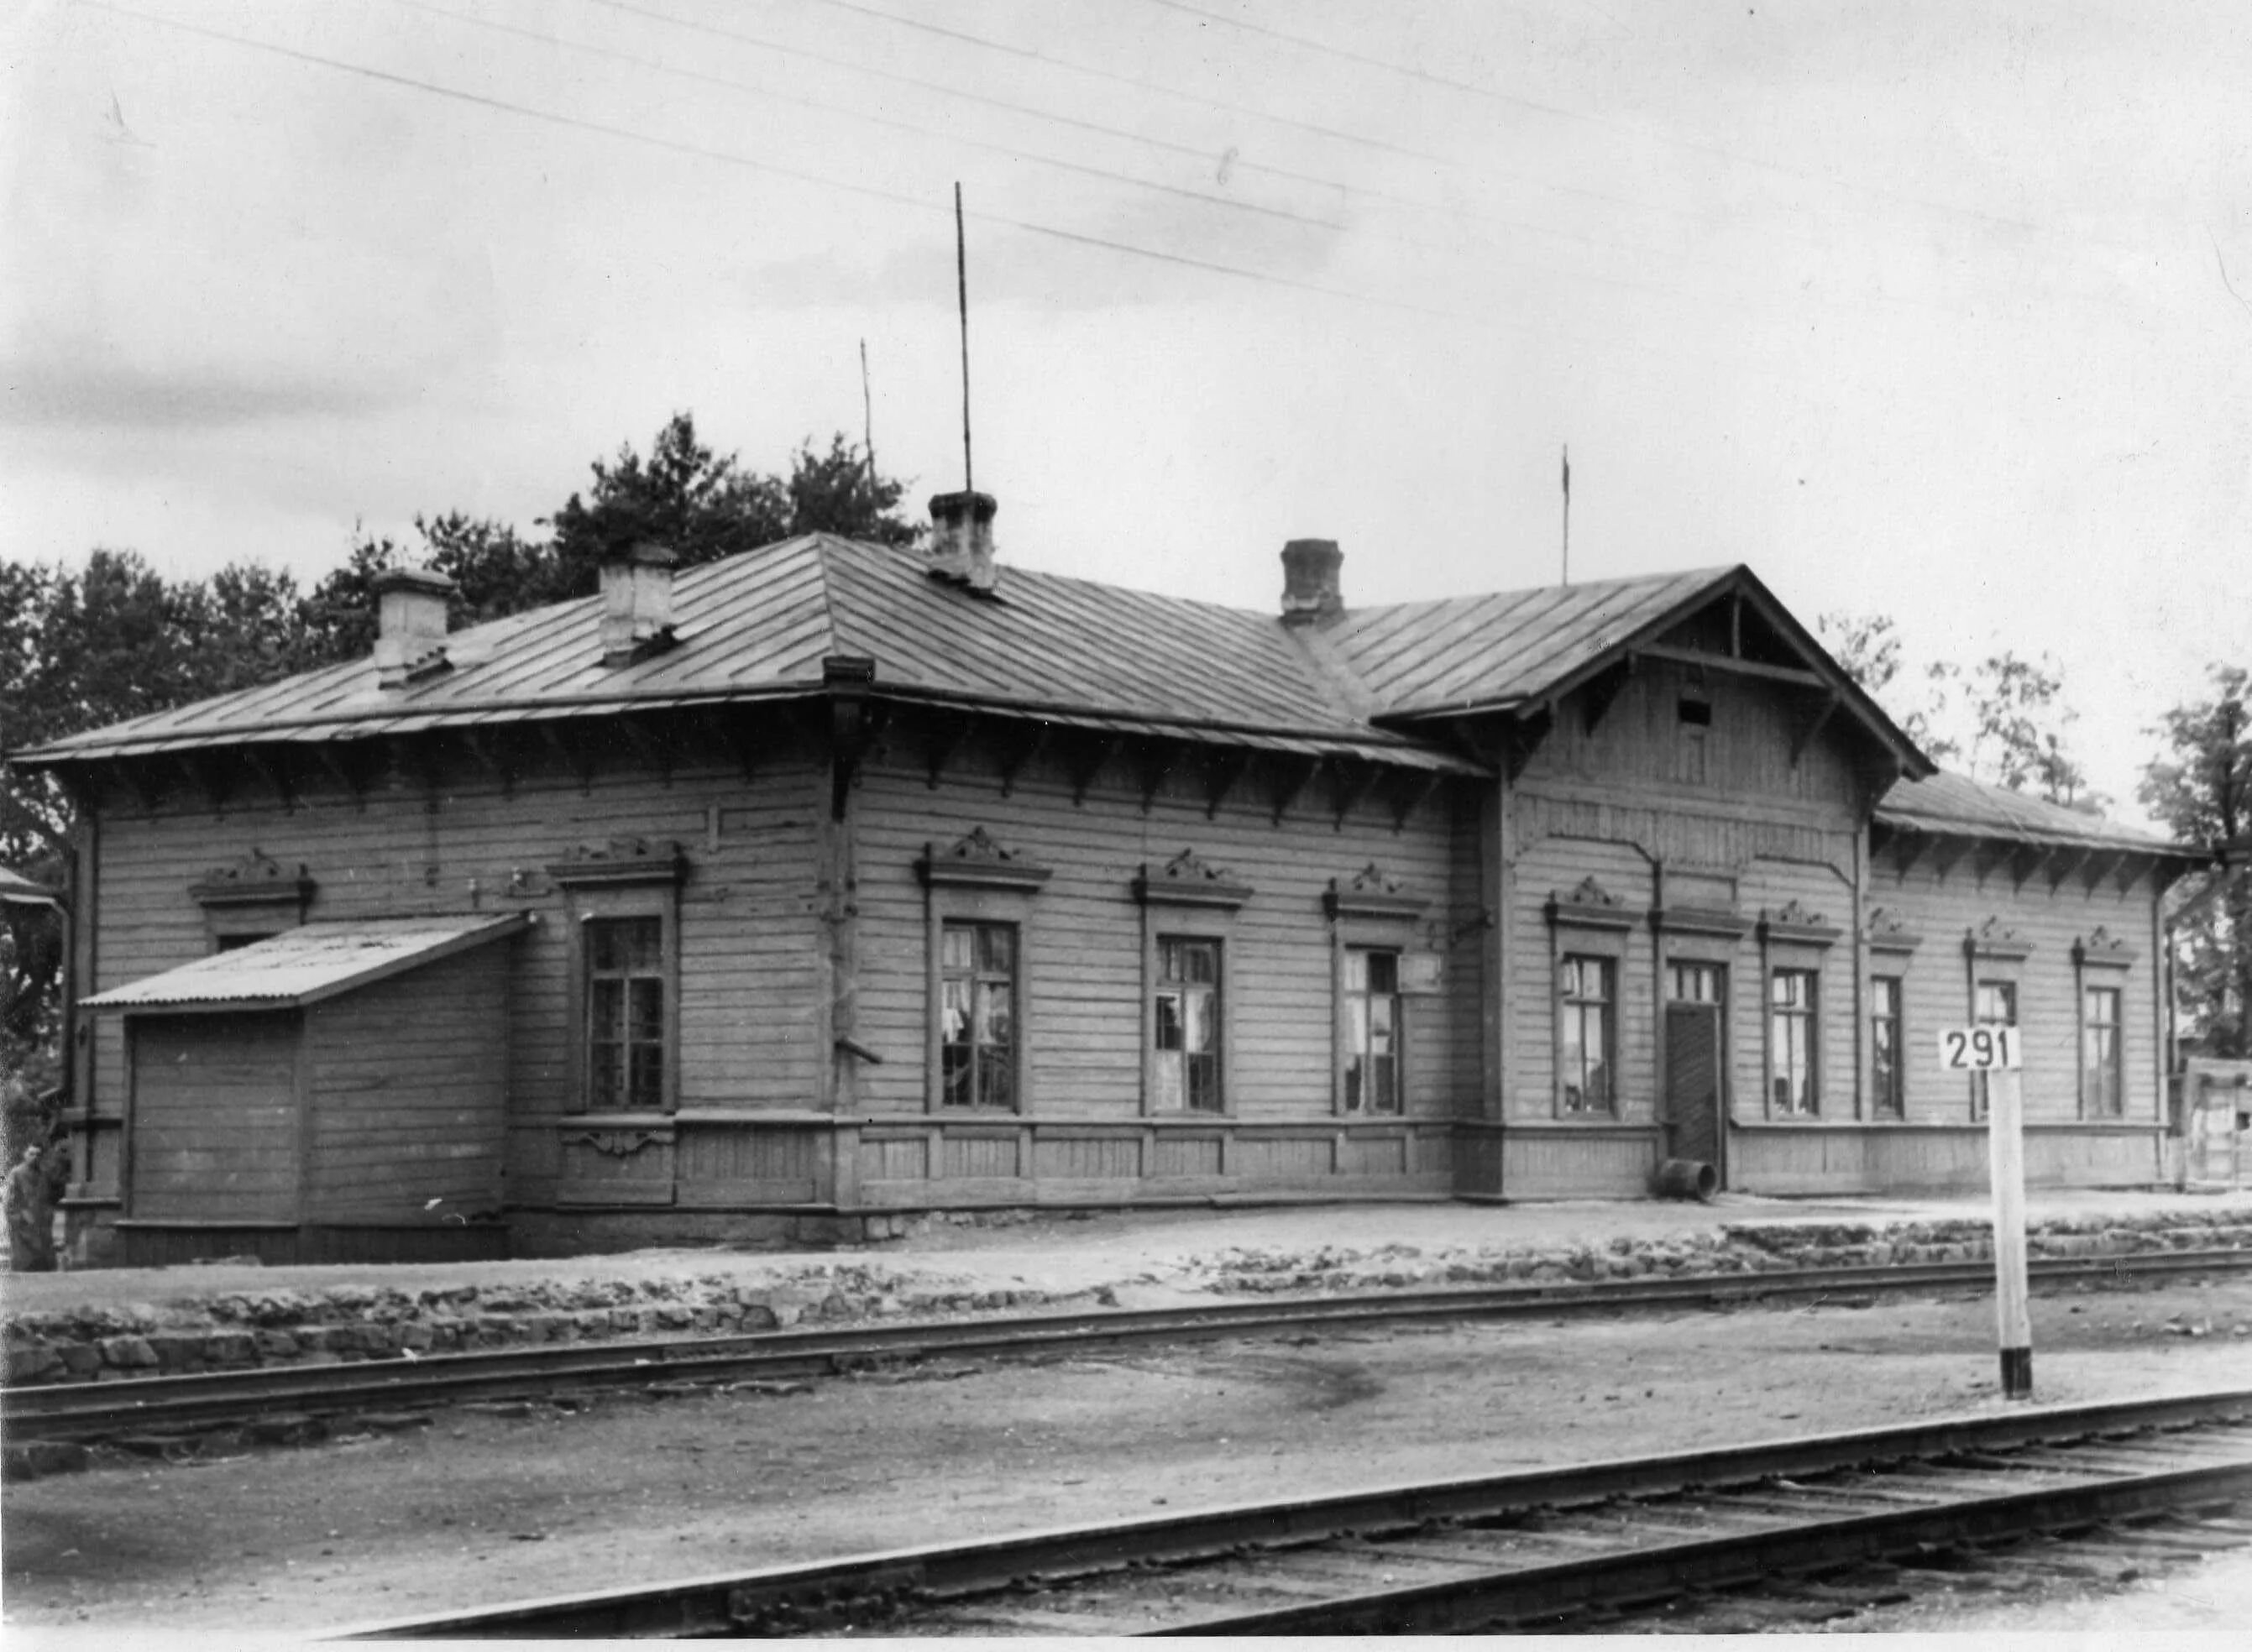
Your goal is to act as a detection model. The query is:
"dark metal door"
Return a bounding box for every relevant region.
[1665,1002,1722,1180]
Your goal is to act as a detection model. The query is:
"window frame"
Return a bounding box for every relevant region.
[1134,852,1249,1118]
[1546,876,1640,1121]
[584,914,670,1114]
[1869,972,1906,1119]
[550,843,687,1118]
[1558,953,1617,1116]
[1756,901,1840,1123]
[2073,928,2135,1120]
[1768,966,1819,1116]
[1964,918,2032,1122]
[938,918,1022,1112]
[1327,869,1427,1117]
[919,829,1050,1116]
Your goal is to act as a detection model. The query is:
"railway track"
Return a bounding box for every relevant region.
[8,1247,2249,1445]
[331,1388,2252,1638]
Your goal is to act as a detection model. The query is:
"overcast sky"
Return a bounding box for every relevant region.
[3,0,2247,822]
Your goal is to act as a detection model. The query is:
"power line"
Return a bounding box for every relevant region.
[84,0,1472,325]
[580,0,1663,266]
[1142,0,2083,244]
[399,0,1825,316]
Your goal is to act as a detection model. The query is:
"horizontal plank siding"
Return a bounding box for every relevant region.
[128,1014,300,1221]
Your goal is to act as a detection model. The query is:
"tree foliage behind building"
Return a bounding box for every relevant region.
[2140,665,2251,1056]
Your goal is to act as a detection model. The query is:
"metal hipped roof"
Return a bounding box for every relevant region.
[1874,771,2196,857]
[81,913,530,1015]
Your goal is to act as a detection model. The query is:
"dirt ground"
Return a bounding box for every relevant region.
[3,1271,2249,1639]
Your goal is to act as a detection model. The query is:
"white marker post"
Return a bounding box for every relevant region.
[1940,1024,2031,1398]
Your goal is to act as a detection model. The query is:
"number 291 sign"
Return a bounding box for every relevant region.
[1939,1026,2022,1070]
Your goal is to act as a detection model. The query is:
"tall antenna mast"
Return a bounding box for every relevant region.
[955,182,973,494]
[1560,443,1571,586]
[859,338,877,493]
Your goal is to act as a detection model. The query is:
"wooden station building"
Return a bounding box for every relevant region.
[13,494,2203,1263]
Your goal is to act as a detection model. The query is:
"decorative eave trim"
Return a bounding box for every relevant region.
[1655,905,1752,940]
[547,837,689,888]
[1325,863,1426,923]
[1758,900,1841,949]
[1544,876,1636,932]
[917,827,1053,892]
[1866,906,1925,952]
[1133,849,1252,911]
[1965,917,2034,962]
[2074,926,2137,969]
[189,850,313,912]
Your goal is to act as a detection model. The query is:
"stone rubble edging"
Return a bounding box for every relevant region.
[4,1209,2249,1390]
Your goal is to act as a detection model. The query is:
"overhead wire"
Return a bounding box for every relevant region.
[79,0,1471,326]
[399,0,1872,316]
[579,0,1671,265]
[1141,0,2116,248]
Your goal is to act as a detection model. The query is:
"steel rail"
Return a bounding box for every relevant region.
[9,1247,2249,1443]
[326,1388,2252,1639]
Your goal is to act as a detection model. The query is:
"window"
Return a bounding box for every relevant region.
[1972,979,2017,1120]
[1558,954,1615,1115]
[940,921,1017,1110]
[1153,938,1223,1114]
[1871,975,1905,1118]
[2082,984,2123,1117]
[1769,969,1817,1115]
[1668,960,1722,1003]
[1343,947,1402,1114]
[587,916,665,1111]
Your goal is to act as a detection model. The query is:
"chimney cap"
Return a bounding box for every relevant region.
[603,539,677,568]
[370,565,458,599]
[929,489,998,525]
[1280,538,1344,626]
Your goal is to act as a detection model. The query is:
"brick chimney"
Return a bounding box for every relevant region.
[1280,538,1343,626]
[927,490,998,595]
[600,541,678,667]
[370,566,456,688]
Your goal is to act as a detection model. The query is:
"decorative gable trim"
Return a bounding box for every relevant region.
[917,827,1053,892]
[189,849,313,913]
[1134,848,1252,911]
[1544,875,1637,932]
[1325,862,1426,923]
[2073,926,2136,969]
[1759,899,1841,949]
[1866,906,1925,953]
[547,837,689,888]
[1965,917,2034,962]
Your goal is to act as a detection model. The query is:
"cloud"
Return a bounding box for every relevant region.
[0,350,399,431]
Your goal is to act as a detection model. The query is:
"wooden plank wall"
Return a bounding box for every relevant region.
[846,736,1478,1200]
[303,943,511,1221]
[126,1013,300,1221]
[81,742,825,1215]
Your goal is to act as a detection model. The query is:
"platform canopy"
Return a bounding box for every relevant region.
[82,913,528,1015]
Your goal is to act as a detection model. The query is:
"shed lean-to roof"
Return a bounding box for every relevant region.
[0,866,62,908]
[79,914,529,1014]
[1873,771,2193,857]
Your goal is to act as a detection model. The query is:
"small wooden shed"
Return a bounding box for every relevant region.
[81,914,526,1265]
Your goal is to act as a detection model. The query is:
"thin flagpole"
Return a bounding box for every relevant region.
[956,182,973,494]
[1561,443,1571,585]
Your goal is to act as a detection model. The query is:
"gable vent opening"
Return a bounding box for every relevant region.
[1678,692,1712,727]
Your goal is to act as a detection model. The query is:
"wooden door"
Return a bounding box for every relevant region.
[130,1013,300,1221]
[1665,1002,1723,1180]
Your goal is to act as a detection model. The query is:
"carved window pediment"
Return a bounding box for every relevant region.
[1760,899,1841,949]
[1867,905,1925,952]
[1134,848,1252,910]
[1326,863,1426,923]
[547,837,688,888]
[190,848,313,912]
[1545,875,1637,932]
[2074,926,2136,969]
[1966,916,2034,962]
[1656,904,1752,940]
[917,826,1052,891]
